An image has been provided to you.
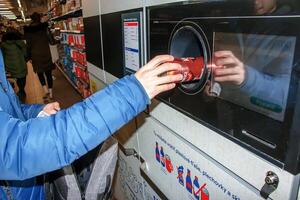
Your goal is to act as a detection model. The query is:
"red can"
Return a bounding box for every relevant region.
[166,57,204,83]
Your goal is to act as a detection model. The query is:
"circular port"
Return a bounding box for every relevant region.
[169,22,211,95]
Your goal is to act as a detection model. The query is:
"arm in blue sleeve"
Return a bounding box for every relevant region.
[20,104,45,119]
[240,65,289,106]
[0,75,149,180]
[238,37,294,107]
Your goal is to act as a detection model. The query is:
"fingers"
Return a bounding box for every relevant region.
[214,67,240,76]
[152,62,182,76]
[215,56,236,66]
[214,75,241,83]
[52,102,61,111]
[146,55,174,70]
[152,83,176,97]
[47,109,57,115]
[214,50,234,58]
[213,50,245,85]
[43,102,61,115]
[155,74,183,85]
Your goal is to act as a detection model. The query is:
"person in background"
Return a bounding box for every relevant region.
[1,26,28,102]
[24,12,55,101]
[0,52,183,199]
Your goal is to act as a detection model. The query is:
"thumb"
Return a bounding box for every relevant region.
[53,102,61,111]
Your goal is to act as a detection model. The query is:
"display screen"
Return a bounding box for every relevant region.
[122,12,143,75]
[214,32,296,121]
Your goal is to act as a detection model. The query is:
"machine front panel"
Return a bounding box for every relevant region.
[148,1,300,172]
[137,118,266,200]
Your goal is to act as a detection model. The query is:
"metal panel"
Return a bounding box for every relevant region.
[144,0,185,7]
[149,101,299,200]
[137,117,265,200]
[87,62,105,83]
[100,0,142,14]
[88,73,106,93]
[84,17,102,69]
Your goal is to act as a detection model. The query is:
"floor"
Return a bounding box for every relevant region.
[24,62,82,108]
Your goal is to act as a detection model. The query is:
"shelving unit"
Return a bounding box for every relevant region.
[50,7,82,21]
[55,62,83,98]
[48,0,91,98]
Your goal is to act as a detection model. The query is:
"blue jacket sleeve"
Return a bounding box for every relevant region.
[20,104,44,119]
[0,75,149,180]
[238,35,294,107]
[240,65,290,107]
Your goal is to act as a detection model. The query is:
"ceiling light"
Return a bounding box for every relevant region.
[17,0,21,8]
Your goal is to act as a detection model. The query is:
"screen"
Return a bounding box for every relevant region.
[214,32,296,121]
[122,12,143,75]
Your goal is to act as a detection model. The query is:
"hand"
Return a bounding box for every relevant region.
[213,51,246,85]
[135,55,183,99]
[43,102,61,115]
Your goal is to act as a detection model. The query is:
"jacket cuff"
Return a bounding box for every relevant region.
[239,65,258,93]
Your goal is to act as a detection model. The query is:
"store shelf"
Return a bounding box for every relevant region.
[61,43,85,53]
[66,56,87,69]
[74,62,87,70]
[62,44,86,52]
[50,7,82,21]
[60,30,84,34]
[55,62,84,98]
[51,29,84,34]
[70,45,85,52]
[77,77,89,88]
[50,2,91,98]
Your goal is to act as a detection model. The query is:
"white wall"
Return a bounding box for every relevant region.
[82,0,100,18]
[100,0,143,14]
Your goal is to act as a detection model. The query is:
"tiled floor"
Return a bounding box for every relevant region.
[24,62,82,109]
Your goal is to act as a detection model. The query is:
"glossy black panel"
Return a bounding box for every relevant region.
[102,9,143,78]
[83,16,102,68]
[148,0,300,174]
[101,12,124,78]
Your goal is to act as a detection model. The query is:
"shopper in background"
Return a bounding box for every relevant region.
[24,12,55,101]
[1,26,28,102]
[0,52,183,199]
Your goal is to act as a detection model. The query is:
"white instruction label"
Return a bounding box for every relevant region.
[124,21,140,72]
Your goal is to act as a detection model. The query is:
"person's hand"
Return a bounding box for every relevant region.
[135,55,183,99]
[213,50,246,85]
[43,102,61,115]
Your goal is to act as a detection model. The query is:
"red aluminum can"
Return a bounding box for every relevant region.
[166,57,204,83]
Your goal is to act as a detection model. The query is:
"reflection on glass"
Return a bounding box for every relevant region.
[213,32,295,121]
[210,0,297,122]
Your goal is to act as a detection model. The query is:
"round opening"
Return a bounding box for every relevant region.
[169,24,210,95]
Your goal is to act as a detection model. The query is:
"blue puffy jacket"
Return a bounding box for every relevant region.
[0,50,149,199]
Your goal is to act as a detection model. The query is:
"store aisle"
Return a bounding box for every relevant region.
[25,63,82,108]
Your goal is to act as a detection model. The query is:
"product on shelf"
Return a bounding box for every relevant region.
[61,32,85,49]
[53,17,84,32]
[49,0,90,98]
[55,20,89,97]
[49,0,82,18]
